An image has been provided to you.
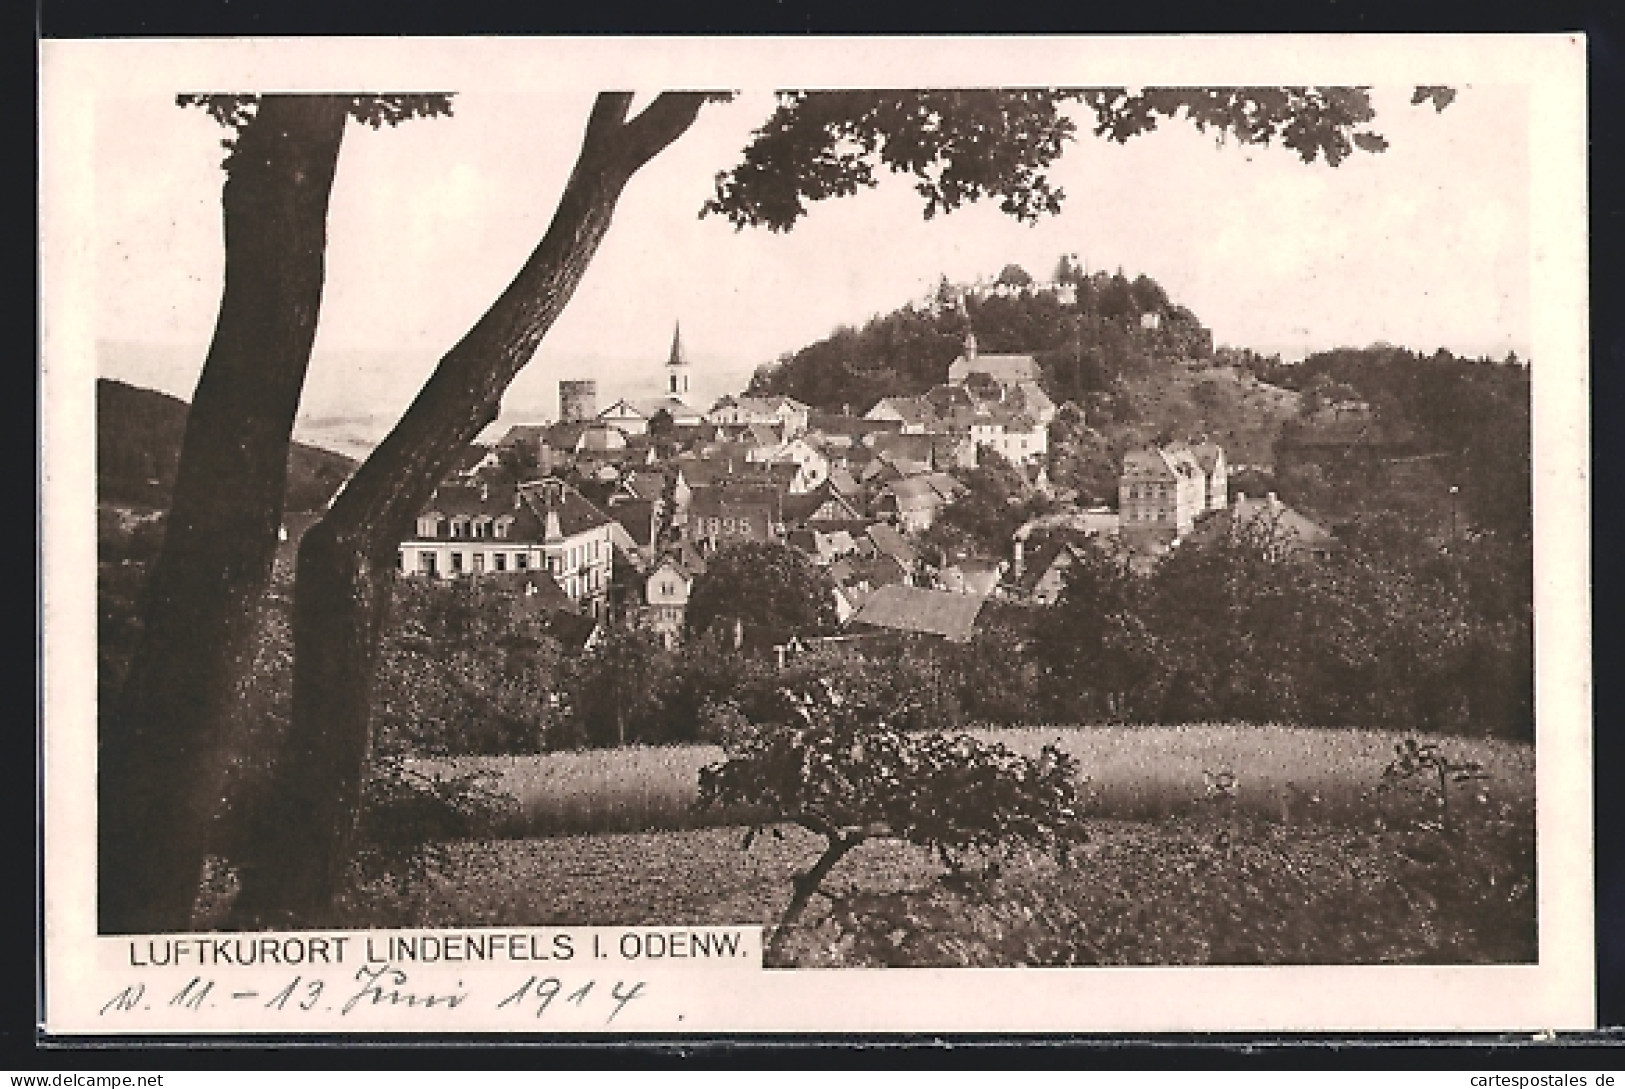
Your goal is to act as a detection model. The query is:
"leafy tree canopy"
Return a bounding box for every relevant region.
[704,87,1412,232]
[683,540,839,654]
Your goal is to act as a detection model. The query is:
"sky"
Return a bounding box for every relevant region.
[91,82,1530,451]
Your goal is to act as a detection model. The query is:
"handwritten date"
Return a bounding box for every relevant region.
[99,964,648,1025]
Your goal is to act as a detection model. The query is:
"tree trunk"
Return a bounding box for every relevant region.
[229,93,710,926]
[766,830,863,966]
[98,96,349,934]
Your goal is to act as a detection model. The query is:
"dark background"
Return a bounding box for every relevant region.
[27,0,1625,1067]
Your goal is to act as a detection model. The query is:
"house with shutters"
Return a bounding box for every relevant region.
[399,476,616,611]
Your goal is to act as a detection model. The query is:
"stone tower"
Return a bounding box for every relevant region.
[666,321,691,397]
[559,379,597,423]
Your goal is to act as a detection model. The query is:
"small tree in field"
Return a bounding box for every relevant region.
[697,679,1087,964]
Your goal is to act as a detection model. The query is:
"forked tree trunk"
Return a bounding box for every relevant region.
[98,96,349,934]
[229,92,710,926]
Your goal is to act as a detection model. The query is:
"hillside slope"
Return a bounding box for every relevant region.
[98,378,357,512]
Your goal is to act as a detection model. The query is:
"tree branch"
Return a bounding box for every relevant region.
[617,92,716,172]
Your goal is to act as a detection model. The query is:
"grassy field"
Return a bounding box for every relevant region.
[341,724,1537,966]
[419,724,1534,837]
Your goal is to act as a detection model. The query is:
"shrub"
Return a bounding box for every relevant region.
[349,756,519,915]
[696,678,1088,963]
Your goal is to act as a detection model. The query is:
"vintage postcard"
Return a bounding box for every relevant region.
[40,35,1592,1034]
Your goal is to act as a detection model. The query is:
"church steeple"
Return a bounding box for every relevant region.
[666,321,690,396]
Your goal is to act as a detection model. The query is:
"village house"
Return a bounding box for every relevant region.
[875,472,963,533]
[706,394,811,437]
[684,482,782,549]
[1183,491,1337,562]
[780,481,865,530]
[805,413,903,455]
[938,557,1006,597]
[642,547,706,648]
[946,331,1041,389]
[968,406,1049,465]
[847,584,985,645]
[1010,507,1121,584]
[606,497,659,567]
[1118,440,1228,545]
[595,399,651,437]
[448,443,503,482]
[399,476,616,612]
[827,553,910,622]
[865,522,920,578]
[745,435,829,494]
[1007,534,1097,605]
[863,396,935,434]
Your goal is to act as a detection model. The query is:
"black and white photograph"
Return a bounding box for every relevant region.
[41,35,1591,1033]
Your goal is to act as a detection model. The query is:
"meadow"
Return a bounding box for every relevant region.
[343,724,1537,966]
[418,723,1534,837]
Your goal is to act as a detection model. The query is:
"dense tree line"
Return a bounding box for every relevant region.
[1022,520,1531,738]
[1260,346,1531,543]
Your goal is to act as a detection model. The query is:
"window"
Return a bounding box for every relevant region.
[451,552,464,573]
[420,552,437,575]
[494,553,507,572]
[473,553,485,573]
[396,551,404,571]
[516,553,529,570]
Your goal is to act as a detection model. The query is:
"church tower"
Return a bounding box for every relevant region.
[666,321,691,397]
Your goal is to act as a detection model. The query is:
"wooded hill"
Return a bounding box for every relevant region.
[747,267,1214,415]
[98,378,357,513]
[746,266,1308,503]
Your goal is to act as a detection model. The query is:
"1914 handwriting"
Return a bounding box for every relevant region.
[99,963,648,1025]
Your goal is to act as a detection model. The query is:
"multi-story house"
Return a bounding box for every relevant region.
[398,476,616,611]
[642,548,706,648]
[968,406,1049,465]
[1117,441,1228,545]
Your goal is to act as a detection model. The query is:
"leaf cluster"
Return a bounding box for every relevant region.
[706,85,1437,232]
[1080,87,1388,164]
[178,93,456,165]
[696,679,1087,870]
